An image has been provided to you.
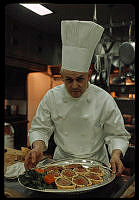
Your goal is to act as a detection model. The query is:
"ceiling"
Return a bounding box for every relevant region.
[5,3,135,40]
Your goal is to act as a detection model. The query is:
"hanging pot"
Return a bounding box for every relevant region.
[119,21,135,65]
[119,42,135,65]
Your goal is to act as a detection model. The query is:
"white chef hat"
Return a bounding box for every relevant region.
[61,20,104,72]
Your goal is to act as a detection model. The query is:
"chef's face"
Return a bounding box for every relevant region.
[61,69,90,98]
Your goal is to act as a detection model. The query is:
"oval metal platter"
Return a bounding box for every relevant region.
[18,158,116,193]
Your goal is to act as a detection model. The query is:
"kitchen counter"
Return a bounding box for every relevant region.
[4,148,135,198]
[4,148,23,174]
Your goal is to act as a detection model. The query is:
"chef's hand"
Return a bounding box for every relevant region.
[110,149,125,176]
[24,140,46,170]
[24,148,43,170]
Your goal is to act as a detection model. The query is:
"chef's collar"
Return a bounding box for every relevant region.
[63,82,92,103]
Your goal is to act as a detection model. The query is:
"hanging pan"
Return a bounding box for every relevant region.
[119,21,135,65]
[119,42,135,65]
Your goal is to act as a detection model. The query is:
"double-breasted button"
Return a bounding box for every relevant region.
[65,131,68,135]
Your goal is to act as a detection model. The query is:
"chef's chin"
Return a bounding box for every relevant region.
[71,91,82,98]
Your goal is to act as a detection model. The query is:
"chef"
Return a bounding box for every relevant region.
[25,20,131,175]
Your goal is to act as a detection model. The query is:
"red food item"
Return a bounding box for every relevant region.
[88,165,104,176]
[56,177,72,186]
[45,165,63,172]
[72,175,89,186]
[62,169,76,178]
[85,173,100,180]
[74,167,87,173]
[55,177,76,189]
[43,174,55,184]
[34,168,45,173]
[47,170,60,177]
[89,166,101,173]
[85,172,103,184]
[64,164,82,169]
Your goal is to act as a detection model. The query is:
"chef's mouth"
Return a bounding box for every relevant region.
[71,90,81,92]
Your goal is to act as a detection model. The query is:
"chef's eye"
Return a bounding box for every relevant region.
[66,78,73,83]
[76,77,84,82]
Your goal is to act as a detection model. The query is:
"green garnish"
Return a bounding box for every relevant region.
[19,169,57,190]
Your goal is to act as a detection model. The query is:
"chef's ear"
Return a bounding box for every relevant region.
[88,69,92,81]
[60,69,64,80]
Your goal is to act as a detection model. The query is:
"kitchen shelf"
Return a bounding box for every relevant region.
[114,97,135,101]
[5,114,27,122]
[110,84,135,94]
[125,124,135,131]
[114,98,135,116]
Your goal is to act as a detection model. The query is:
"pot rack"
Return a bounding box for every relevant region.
[92,4,135,43]
[91,5,135,90]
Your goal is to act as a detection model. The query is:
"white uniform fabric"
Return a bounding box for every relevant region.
[28,83,130,166]
[61,20,104,72]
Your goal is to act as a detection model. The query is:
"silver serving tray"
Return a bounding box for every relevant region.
[18,158,116,193]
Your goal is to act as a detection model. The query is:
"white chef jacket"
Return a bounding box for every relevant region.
[28,83,131,166]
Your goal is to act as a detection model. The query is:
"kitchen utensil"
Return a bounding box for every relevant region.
[119,42,135,65]
[90,74,96,84]
[112,56,124,68]
[119,21,135,65]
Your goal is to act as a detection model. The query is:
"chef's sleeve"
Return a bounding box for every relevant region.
[104,97,131,157]
[28,92,55,149]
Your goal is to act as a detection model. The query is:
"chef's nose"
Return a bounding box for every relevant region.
[72,80,78,88]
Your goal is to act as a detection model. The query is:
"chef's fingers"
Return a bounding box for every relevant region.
[24,151,37,170]
[116,160,124,176]
[24,150,43,170]
[31,151,37,164]
[25,159,35,170]
[110,159,124,176]
[110,160,116,174]
[24,152,33,170]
